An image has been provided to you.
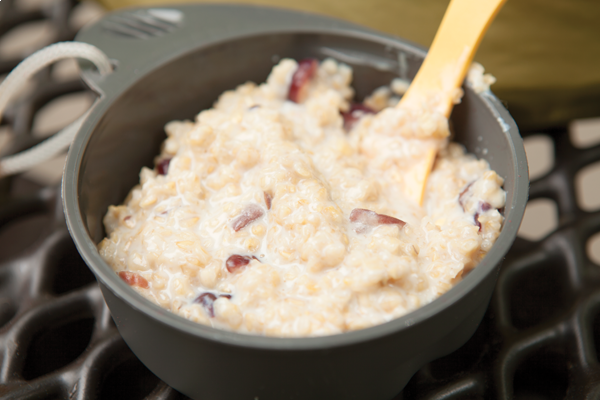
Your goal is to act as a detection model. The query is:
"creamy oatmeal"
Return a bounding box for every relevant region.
[98,58,505,337]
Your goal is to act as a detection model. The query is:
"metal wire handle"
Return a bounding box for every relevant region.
[0,42,112,177]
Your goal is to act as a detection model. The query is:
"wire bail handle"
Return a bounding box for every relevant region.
[0,41,112,178]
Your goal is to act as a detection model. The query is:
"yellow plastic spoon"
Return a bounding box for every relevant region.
[398,0,507,206]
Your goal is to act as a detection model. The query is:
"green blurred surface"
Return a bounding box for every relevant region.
[98,0,600,131]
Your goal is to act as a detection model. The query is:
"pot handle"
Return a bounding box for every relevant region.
[0,42,113,178]
[73,4,394,97]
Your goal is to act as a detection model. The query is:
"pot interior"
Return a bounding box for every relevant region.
[77,31,518,256]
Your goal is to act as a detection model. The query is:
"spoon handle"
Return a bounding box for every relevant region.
[399,0,506,118]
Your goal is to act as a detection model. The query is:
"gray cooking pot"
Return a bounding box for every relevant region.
[63,4,528,400]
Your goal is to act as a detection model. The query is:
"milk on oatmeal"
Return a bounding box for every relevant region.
[98,58,505,337]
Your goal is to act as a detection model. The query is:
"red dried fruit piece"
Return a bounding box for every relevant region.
[231,204,264,232]
[473,202,493,231]
[479,201,492,212]
[341,103,375,131]
[458,182,474,211]
[219,294,232,299]
[157,158,171,175]
[225,254,254,273]
[264,191,273,210]
[349,208,405,233]
[474,213,482,231]
[118,271,149,289]
[123,216,131,221]
[288,58,318,103]
[375,213,405,225]
[349,208,405,226]
[195,292,217,317]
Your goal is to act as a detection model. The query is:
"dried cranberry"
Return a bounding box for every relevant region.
[231,204,264,232]
[288,58,318,103]
[341,103,375,131]
[375,213,405,225]
[226,254,255,273]
[479,201,492,212]
[349,208,405,226]
[219,294,232,299]
[157,158,171,175]
[349,208,405,233]
[458,182,474,211]
[118,271,149,289]
[195,292,217,317]
[349,208,372,224]
[264,191,273,210]
[474,213,482,231]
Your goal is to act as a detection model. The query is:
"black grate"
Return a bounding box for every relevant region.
[1,0,600,399]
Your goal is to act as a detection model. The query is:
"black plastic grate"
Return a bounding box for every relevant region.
[1,1,600,399]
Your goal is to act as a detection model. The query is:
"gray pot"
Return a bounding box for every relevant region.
[62,4,529,400]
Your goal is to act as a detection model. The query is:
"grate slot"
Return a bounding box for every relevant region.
[0,213,52,262]
[512,346,569,400]
[507,252,575,330]
[99,357,161,400]
[22,317,95,380]
[0,296,16,329]
[47,235,96,295]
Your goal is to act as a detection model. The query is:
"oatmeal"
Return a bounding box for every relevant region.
[98,58,505,337]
